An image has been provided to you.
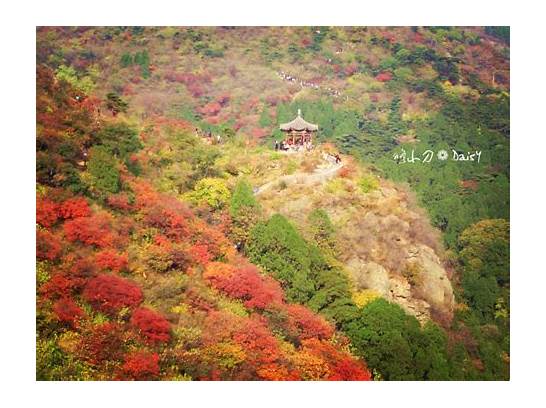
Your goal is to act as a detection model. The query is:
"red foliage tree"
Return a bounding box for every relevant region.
[285,304,334,340]
[201,310,243,345]
[375,71,393,82]
[36,229,62,261]
[204,262,284,309]
[83,274,143,315]
[107,192,134,212]
[40,274,77,300]
[36,197,59,227]
[300,339,371,381]
[251,127,268,139]
[70,256,98,279]
[344,62,359,76]
[63,257,98,291]
[199,101,222,116]
[192,222,228,259]
[256,363,300,381]
[143,201,192,242]
[95,249,129,273]
[80,322,126,365]
[130,307,171,345]
[121,350,160,380]
[53,297,84,328]
[58,197,91,219]
[64,213,114,248]
[189,243,212,266]
[233,316,281,366]
[329,358,372,381]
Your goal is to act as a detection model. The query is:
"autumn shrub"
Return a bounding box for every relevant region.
[37,229,62,261]
[358,174,380,193]
[285,304,334,340]
[40,274,78,299]
[307,208,336,253]
[121,350,160,380]
[256,363,300,381]
[376,71,393,82]
[201,310,244,345]
[233,316,281,367]
[80,322,126,365]
[58,197,91,219]
[36,197,59,227]
[328,358,372,381]
[83,274,143,315]
[95,249,129,272]
[300,338,371,381]
[168,243,192,271]
[68,257,98,286]
[107,192,135,212]
[185,177,231,210]
[143,204,191,241]
[143,244,174,273]
[199,101,222,116]
[189,243,212,266]
[204,262,284,309]
[130,307,171,345]
[53,297,85,328]
[64,213,114,248]
[191,223,229,260]
[291,348,330,380]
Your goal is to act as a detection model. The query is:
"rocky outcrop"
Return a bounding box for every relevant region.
[258,157,455,324]
[388,276,431,322]
[346,260,391,296]
[406,244,454,314]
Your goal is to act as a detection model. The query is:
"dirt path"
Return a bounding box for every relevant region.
[254,160,343,196]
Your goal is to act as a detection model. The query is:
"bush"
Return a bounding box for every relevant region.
[307,209,336,253]
[185,178,231,209]
[83,274,143,315]
[121,351,160,380]
[36,197,59,227]
[37,229,62,261]
[64,213,114,248]
[204,262,284,309]
[130,307,171,345]
[284,304,334,340]
[106,92,128,116]
[58,197,91,219]
[53,297,85,328]
[95,249,129,272]
[87,146,120,197]
[80,322,125,365]
[358,174,379,193]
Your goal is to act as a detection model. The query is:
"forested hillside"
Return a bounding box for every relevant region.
[36,26,509,380]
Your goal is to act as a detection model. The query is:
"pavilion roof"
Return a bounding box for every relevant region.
[279,109,318,132]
